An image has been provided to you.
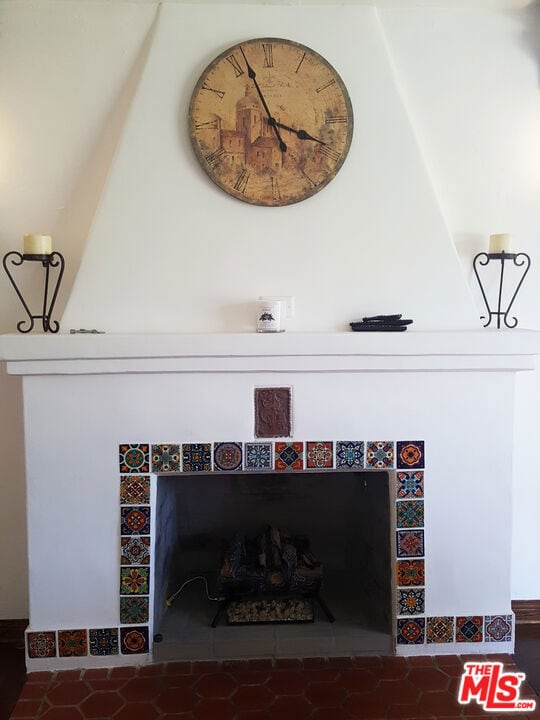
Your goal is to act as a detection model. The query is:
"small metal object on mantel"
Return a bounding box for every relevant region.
[349,314,413,332]
[69,329,105,334]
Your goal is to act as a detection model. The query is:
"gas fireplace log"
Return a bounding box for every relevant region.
[219,526,322,597]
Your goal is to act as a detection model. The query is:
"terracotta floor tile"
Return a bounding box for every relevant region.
[343,691,388,719]
[27,672,55,684]
[193,697,237,720]
[165,661,192,675]
[39,708,84,720]
[193,672,236,698]
[408,666,451,692]
[246,659,274,672]
[232,684,274,710]
[339,668,378,693]
[376,678,420,706]
[303,668,340,683]
[45,681,91,706]
[305,680,346,708]
[417,689,464,717]
[236,711,272,720]
[379,656,410,679]
[84,677,126,692]
[54,672,82,683]
[352,656,382,670]
[114,702,159,720]
[311,707,352,719]
[109,666,138,679]
[303,657,328,669]
[386,701,424,719]
[191,660,220,674]
[266,670,306,695]
[273,658,302,670]
[18,682,49,700]
[9,699,44,718]
[269,695,314,720]
[79,690,124,718]
[80,669,109,681]
[118,676,163,701]
[155,686,197,714]
[233,671,272,686]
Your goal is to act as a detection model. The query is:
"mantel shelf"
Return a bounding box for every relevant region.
[1,330,539,375]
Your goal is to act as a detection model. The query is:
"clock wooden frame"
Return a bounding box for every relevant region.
[189,37,354,207]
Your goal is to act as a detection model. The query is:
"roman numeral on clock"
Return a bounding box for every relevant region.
[262,43,274,68]
[319,145,341,162]
[226,53,244,78]
[195,119,219,130]
[315,78,336,94]
[205,147,224,168]
[233,168,250,193]
[201,82,225,99]
[271,176,281,201]
[325,114,348,125]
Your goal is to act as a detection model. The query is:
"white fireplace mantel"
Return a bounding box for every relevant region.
[1,330,539,375]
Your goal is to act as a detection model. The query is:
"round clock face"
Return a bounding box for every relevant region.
[189,38,354,206]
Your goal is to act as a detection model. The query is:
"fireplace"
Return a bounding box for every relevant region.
[1,330,538,670]
[152,470,392,661]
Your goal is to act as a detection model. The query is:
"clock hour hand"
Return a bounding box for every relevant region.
[268,119,326,145]
[239,46,287,153]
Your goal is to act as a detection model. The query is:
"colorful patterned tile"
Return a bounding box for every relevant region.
[182,443,212,472]
[397,559,425,586]
[121,536,151,565]
[89,628,119,656]
[397,618,425,645]
[366,441,395,469]
[397,588,425,616]
[397,441,425,469]
[275,442,304,471]
[244,442,273,471]
[254,387,291,438]
[335,441,364,470]
[306,441,333,469]
[120,475,150,505]
[396,530,424,558]
[121,506,151,535]
[120,626,149,655]
[396,471,424,498]
[426,616,454,643]
[396,500,424,528]
[456,616,483,643]
[27,631,56,659]
[214,442,243,471]
[120,597,150,624]
[120,567,150,595]
[119,444,150,473]
[485,615,513,642]
[58,629,88,657]
[151,444,181,473]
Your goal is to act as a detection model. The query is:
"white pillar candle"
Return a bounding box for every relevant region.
[23,234,53,255]
[256,300,282,333]
[489,233,513,254]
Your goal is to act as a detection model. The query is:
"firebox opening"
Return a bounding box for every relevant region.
[153,471,394,661]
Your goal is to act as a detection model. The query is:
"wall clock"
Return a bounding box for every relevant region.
[189,37,353,206]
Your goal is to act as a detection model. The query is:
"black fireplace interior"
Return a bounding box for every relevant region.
[153,471,393,659]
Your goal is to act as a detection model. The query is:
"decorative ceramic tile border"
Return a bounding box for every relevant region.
[26,437,514,661]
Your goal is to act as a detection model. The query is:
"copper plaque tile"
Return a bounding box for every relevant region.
[254,387,291,438]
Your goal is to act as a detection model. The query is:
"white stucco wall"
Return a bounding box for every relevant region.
[1,0,539,617]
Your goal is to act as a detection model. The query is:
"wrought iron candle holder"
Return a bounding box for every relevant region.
[473,251,531,329]
[2,251,65,333]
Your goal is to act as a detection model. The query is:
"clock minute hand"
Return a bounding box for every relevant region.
[239,46,287,153]
[269,120,326,145]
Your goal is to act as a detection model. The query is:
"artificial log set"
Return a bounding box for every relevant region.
[212,526,335,626]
